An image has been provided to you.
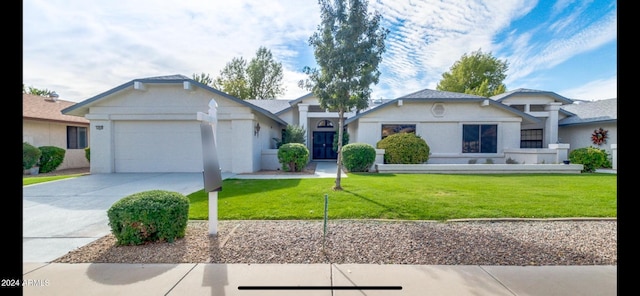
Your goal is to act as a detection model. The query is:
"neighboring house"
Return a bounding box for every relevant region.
[558,98,617,169]
[61,74,617,174]
[23,93,90,171]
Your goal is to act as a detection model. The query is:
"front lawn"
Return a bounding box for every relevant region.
[188,173,617,221]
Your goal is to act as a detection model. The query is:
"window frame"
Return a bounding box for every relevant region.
[462,124,497,153]
[67,126,88,149]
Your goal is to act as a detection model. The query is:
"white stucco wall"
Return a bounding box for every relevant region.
[84,83,282,174]
[350,101,524,164]
[559,122,617,157]
[23,120,90,170]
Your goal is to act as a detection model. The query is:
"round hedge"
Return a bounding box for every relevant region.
[277,143,309,172]
[107,190,190,245]
[376,133,430,164]
[341,143,376,172]
[23,142,41,170]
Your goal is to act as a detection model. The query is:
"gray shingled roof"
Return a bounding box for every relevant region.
[61,74,288,126]
[559,98,617,126]
[346,88,540,124]
[491,88,573,104]
[245,99,292,114]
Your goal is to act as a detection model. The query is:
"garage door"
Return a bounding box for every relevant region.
[114,121,202,172]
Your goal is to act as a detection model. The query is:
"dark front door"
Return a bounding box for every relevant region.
[312,131,337,159]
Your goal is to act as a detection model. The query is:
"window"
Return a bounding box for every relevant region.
[317,120,334,128]
[520,129,543,148]
[67,126,88,149]
[381,124,416,139]
[462,124,497,153]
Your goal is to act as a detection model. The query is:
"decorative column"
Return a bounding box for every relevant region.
[298,104,310,150]
[544,103,562,146]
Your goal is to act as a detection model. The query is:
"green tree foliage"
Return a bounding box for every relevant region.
[212,57,249,99]
[23,84,55,96]
[211,46,285,100]
[436,49,508,97]
[302,0,388,190]
[23,142,42,170]
[192,73,214,86]
[246,47,286,99]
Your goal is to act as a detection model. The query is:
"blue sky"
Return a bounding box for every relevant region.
[23,0,617,103]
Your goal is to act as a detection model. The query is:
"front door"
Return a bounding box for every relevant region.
[312,131,337,159]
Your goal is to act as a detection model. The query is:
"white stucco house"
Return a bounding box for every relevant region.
[61,74,617,174]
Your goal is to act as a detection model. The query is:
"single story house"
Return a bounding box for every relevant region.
[23,93,91,171]
[61,74,617,174]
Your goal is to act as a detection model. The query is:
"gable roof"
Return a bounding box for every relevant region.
[346,88,541,124]
[559,98,617,126]
[245,99,292,114]
[23,93,89,125]
[61,74,287,125]
[491,88,574,104]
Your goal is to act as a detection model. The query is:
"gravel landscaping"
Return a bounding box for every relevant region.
[53,219,616,265]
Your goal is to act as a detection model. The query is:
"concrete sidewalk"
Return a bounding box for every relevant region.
[22,263,616,296]
[22,161,616,295]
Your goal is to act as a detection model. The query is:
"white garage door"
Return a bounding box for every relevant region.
[114,121,202,172]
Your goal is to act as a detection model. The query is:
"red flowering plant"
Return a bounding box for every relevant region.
[591,128,608,146]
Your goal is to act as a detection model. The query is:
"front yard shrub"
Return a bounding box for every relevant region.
[278,143,309,172]
[569,146,608,173]
[376,133,430,164]
[38,146,66,173]
[23,142,41,170]
[273,124,306,148]
[107,190,190,245]
[341,143,376,172]
[333,129,349,152]
[84,147,90,162]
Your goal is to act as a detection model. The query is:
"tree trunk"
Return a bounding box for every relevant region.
[334,109,344,190]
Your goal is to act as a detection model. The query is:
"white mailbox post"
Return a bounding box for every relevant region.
[197,99,223,235]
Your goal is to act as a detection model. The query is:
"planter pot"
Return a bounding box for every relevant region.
[29,167,40,175]
[563,160,570,165]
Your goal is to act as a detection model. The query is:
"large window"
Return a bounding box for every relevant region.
[462,124,497,153]
[67,126,88,149]
[520,129,543,148]
[381,124,416,139]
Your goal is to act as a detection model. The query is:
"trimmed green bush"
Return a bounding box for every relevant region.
[23,142,41,170]
[107,190,190,245]
[376,133,430,164]
[333,128,349,152]
[84,147,90,162]
[569,146,608,173]
[38,146,66,173]
[341,143,376,172]
[274,124,306,148]
[277,143,309,172]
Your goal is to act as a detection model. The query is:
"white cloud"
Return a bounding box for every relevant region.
[560,76,617,101]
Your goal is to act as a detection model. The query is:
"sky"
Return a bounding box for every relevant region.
[23,0,617,103]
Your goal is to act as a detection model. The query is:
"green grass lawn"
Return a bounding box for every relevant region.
[188,173,617,221]
[23,174,86,186]
[23,172,616,221]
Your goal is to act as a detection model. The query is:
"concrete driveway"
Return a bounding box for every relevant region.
[23,172,208,262]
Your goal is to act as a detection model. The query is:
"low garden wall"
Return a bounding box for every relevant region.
[375,163,584,174]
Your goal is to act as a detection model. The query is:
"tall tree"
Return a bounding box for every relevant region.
[212,57,249,99]
[211,46,285,100]
[247,47,286,99]
[302,0,388,190]
[192,73,214,86]
[436,49,508,97]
